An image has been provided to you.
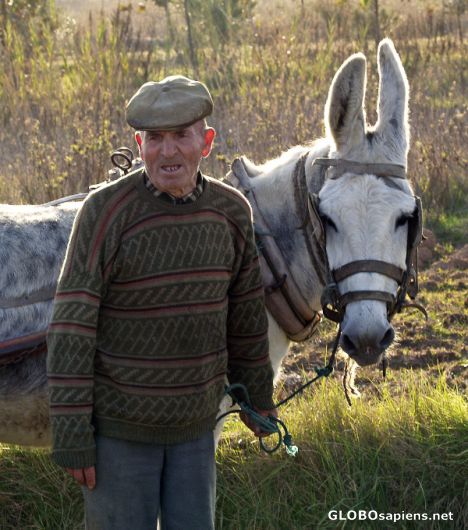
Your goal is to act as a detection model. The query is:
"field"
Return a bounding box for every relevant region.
[0,0,467,528]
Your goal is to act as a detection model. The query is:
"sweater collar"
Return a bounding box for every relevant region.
[143,171,205,205]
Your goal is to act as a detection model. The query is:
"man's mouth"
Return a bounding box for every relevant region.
[161,164,182,173]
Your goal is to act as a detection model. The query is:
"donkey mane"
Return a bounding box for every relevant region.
[255,139,329,177]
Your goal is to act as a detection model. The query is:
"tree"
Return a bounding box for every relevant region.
[183,0,198,75]
[150,0,256,74]
[153,0,176,43]
[360,0,381,49]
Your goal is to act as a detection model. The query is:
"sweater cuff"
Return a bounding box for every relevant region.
[51,446,96,469]
[249,391,275,411]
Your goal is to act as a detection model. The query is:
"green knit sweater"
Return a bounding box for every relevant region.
[46,168,274,468]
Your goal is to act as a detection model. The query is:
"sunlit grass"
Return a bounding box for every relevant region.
[217,372,467,529]
[0,372,465,529]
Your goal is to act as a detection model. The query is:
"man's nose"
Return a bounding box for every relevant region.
[161,136,177,158]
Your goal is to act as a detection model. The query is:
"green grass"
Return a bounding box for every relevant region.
[0,372,466,529]
[217,373,467,529]
[0,445,82,529]
[427,210,468,247]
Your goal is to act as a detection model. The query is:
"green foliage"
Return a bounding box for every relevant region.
[0,0,57,39]
[0,371,466,528]
[0,0,465,217]
[427,210,468,246]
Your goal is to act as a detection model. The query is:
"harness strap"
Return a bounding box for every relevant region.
[0,330,47,356]
[293,154,327,286]
[42,193,88,206]
[0,340,47,366]
[333,260,404,283]
[313,158,407,179]
[228,157,321,342]
[0,285,57,309]
[339,290,395,306]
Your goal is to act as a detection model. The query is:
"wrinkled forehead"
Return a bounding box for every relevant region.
[318,175,416,219]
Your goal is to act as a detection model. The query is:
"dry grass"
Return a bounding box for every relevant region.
[0,0,466,221]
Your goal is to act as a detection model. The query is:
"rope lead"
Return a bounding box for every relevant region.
[217,325,341,457]
[221,384,299,457]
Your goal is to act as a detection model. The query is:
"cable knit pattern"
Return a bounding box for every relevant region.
[47,168,274,468]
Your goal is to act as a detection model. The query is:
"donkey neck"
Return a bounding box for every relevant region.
[250,142,329,311]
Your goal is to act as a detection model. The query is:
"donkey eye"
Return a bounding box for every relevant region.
[322,215,338,232]
[395,215,410,229]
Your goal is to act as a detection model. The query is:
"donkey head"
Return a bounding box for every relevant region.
[318,39,419,367]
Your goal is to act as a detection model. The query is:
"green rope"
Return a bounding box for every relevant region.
[217,325,341,457]
[221,383,299,457]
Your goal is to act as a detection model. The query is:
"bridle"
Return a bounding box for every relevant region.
[304,156,426,324]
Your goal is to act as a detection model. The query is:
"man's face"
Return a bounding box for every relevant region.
[136,122,215,197]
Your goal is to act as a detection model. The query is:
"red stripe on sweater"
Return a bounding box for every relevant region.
[121,210,229,241]
[48,376,94,386]
[229,353,270,367]
[211,180,253,216]
[101,298,227,318]
[50,404,93,416]
[96,348,226,368]
[89,187,137,269]
[227,331,269,345]
[55,291,100,305]
[48,322,96,337]
[110,269,231,290]
[237,255,260,275]
[95,372,225,397]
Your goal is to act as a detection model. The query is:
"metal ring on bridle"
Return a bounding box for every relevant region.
[111,147,134,172]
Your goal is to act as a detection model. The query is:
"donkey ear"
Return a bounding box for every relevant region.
[375,39,409,157]
[325,53,367,153]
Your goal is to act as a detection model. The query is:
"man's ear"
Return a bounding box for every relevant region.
[201,128,216,158]
[135,131,143,149]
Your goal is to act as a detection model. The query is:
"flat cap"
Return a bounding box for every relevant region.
[126,75,213,131]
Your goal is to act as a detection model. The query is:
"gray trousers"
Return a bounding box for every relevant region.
[82,432,216,530]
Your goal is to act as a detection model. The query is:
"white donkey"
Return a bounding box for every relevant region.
[0,39,422,447]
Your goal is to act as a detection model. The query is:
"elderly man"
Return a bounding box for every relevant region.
[47,75,276,530]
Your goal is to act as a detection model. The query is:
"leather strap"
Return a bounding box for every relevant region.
[0,330,47,356]
[313,158,406,180]
[42,193,88,206]
[333,260,404,283]
[0,285,57,309]
[0,340,47,366]
[228,157,321,342]
[340,290,395,306]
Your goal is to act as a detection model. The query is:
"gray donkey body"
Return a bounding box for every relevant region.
[0,203,79,445]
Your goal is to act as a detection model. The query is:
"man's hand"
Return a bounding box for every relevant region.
[65,466,96,490]
[240,407,278,438]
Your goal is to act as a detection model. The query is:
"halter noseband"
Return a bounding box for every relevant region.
[307,157,425,323]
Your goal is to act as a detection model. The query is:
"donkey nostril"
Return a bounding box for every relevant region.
[379,327,395,349]
[341,333,357,354]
